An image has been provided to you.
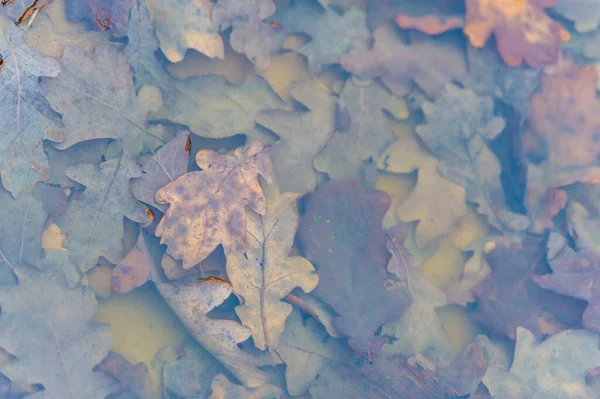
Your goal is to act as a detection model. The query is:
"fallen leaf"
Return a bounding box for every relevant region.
[0,15,61,196]
[131,131,191,214]
[313,79,407,179]
[554,0,600,33]
[111,232,152,294]
[213,0,283,69]
[125,0,175,102]
[96,351,155,399]
[275,309,351,396]
[44,139,110,189]
[66,0,132,36]
[227,176,318,351]
[43,45,166,155]
[0,265,117,399]
[156,279,269,387]
[153,341,228,399]
[444,239,492,306]
[416,83,530,236]
[157,75,287,143]
[273,2,370,73]
[395,13,464,34]
[155,142,271,269]
[378,133,469,248]
[297,179,410,354]
[484,327,600,398]
[463,0,570,67]
[144,0,223,62]
[57,151,149,275]
[309,354,460,398]
[210,374,283,399]
[473,235,586,340]
[256,79,336,193]
[340,25,466,97]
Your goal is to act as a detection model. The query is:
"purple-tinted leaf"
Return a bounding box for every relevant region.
[131,131,191,214]
[96,352,155,398]
[297,180,409,354]
[66,0,132,36]
[111,232,152,294]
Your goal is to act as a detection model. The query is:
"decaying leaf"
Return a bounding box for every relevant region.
[484,327,600,398]
[297,180,410,354]
[57,152,149,275]
[340,25,466,97]
[473,235,586,340]
[157,75,287,143]
[44,139,110,189]
[111,232,152,294]
[0,265,116,399]
[256,79,336,193]
[155,142,271,268]
[378,132,469,248]
[554,0,600,33]
[463,0,570,67]
[213,0,283,69]
[144,0,223,62]
[66,0,132,36]
[416,83,529,236]
[131,131,191,214]
[314,79,407,179]
[276,310,351,396]
[210,374,283,399]
[395,13,464,35]
[96,351,155,399]
[157,278,269,388]
[273,1,370,73]
[0,15,61,196]
[227,177,318,351]
[43,44,166,155]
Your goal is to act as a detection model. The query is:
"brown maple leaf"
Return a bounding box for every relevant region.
[464,0,570,67]
[155,142,272,269]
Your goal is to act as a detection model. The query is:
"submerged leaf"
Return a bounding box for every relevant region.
[66,0,132,36]
[314,79,407,179]
[484,327,600,398]
[256,79,336,193]
[0,266,116,399]
[43,45,166,155]
[156,142,271,268]
[227,178,318,351]
[210,374,282,399]
[555,0,600,33]
[97,352,155,399]
[297,180,409,354]
[157,279,269,387]
[0,16,61,196]
[57,152,148,275]
[111,232,152,294]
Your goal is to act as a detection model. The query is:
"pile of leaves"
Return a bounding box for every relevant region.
[1,0,600,397]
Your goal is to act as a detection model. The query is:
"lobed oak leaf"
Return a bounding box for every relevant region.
[96,351,155,398]
[111,231,152,294]
[463,0,570,67]
[156,142,272,269]
[66,0,132,36]
[210,374,283,399]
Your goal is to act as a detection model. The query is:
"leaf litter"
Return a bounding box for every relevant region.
[2,0,600,397]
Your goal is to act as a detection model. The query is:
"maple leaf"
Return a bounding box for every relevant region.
[157,278,269,388]
[297,179,410,354]
[378,132,469,248]
[0,15,61,196]
[314,79,407,179]
[484,327,600,398]
[210,374,283,398]
[144,0,223,63]
[155,142,271,269]
[472,235,586,340]
[416,83,530,236]
[66,0,132,36]
[227,176,318,351]
[131,131,191,214]
[0,265,117,399]
[157,75,287,143]
[340,25,466,98]
[96,352,155,398]
[213,0,284,69]
[43,44,166,155]
[463,0,570,67]
[273,1,370,73]
[256,79,336,193]
[57,151,149,275]
[276,309,351,396]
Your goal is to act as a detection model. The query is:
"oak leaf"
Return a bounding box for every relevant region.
[156,142,272,268]
[66,0,132,36]
[210,374,282,399]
